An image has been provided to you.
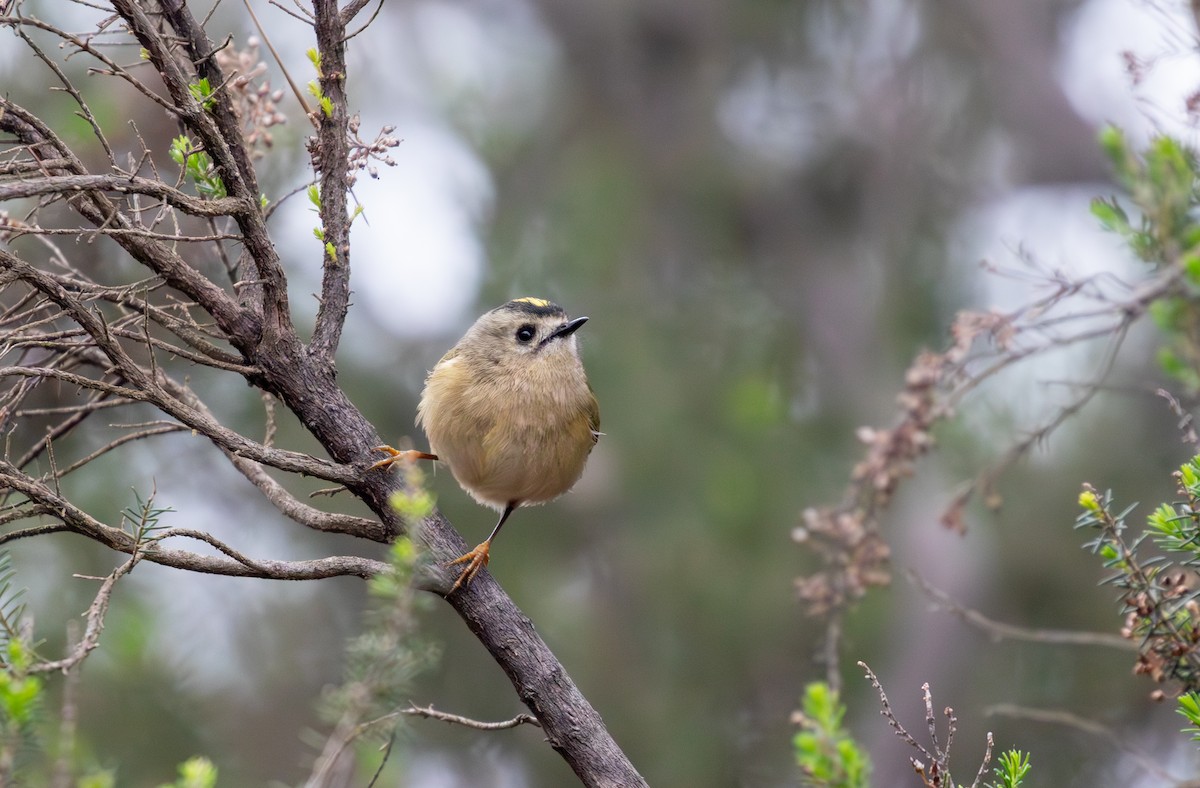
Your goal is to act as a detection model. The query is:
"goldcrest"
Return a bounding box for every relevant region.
[373,297,600,592]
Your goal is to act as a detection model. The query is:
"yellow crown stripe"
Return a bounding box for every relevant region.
[512,297,553,308]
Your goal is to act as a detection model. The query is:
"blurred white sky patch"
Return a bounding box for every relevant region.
[1060,0,1200,144]
[399,0,560,143]
[277,108,493,344]
[956,185,1139,313]
[717,62,815,169]
[406,749,531,788]
[338,121,491,338]
[718,0,922,171]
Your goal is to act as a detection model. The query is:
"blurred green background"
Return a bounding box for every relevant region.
[3,0,1198,785]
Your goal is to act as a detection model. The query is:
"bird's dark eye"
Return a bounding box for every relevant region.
[515,324,536,343]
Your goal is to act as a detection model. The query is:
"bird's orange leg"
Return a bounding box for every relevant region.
[446,540,492,592]
[445,502,517,593]
[369,445,438,471]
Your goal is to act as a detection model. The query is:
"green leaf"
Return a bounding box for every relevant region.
[1099,125,1128,168]
[793,682,870,788]
[1091,196,1131,235]
[1158,345,1188,378]
[187,78,217,112]
[389,488,435,525]
[78,771,117,788]
[1178,691,1200,733]
[169,135,190,166]
[1150,297,1184,331]
[987,750,1031,788]
[168,135,226,199]
[159,756,217,788]
[1182,460,1199,489]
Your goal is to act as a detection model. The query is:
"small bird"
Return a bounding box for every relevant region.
[372,297,600,593]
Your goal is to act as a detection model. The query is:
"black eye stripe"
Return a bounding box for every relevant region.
[515,324,536,343]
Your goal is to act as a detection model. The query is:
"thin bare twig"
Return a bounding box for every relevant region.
[56,424,189,478]
[908,570,1135,650]
[986,704,1180,782]
[1158,388,1200,447]
[859,662,994,788]
[29,551,139,674]
[967,733,994,788]
[858,661,932,759]
[242,0,313,120]
[400,703,542,730]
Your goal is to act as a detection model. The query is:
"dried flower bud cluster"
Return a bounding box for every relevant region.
[1124,572,1200,693]
[346,114,399,185]
[214,38,287,159]
[793,311,1013,616]
[308,115,399,184]
[793,506,891,616]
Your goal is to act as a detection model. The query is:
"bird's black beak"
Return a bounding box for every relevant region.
[547,316,588,342]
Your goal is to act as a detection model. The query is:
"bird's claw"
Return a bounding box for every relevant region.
[369,445,437,472]
[445,542,490,593]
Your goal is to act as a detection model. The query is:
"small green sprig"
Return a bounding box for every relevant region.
[0,552,27,655]
[0,638,43,767]
[169,135,226,199]
[1092,127,1200,266]
[986,750,1031,788]
[120,486,175,544]
[1178,691,1200,742]
[187,77,217,112]
[306,47,323,76]
[0,640,40,727]
[307,185,361,262]
[793,682,871,787]
[319,531,438,751]
[157,756,217,788]
[305,48,333,117]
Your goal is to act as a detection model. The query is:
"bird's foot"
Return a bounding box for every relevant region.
[445,541,491,593]
[369,445,438,472]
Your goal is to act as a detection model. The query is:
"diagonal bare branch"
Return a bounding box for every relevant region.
[0,459,387,580]
[0,175,247,218]
[29,552,139,675]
